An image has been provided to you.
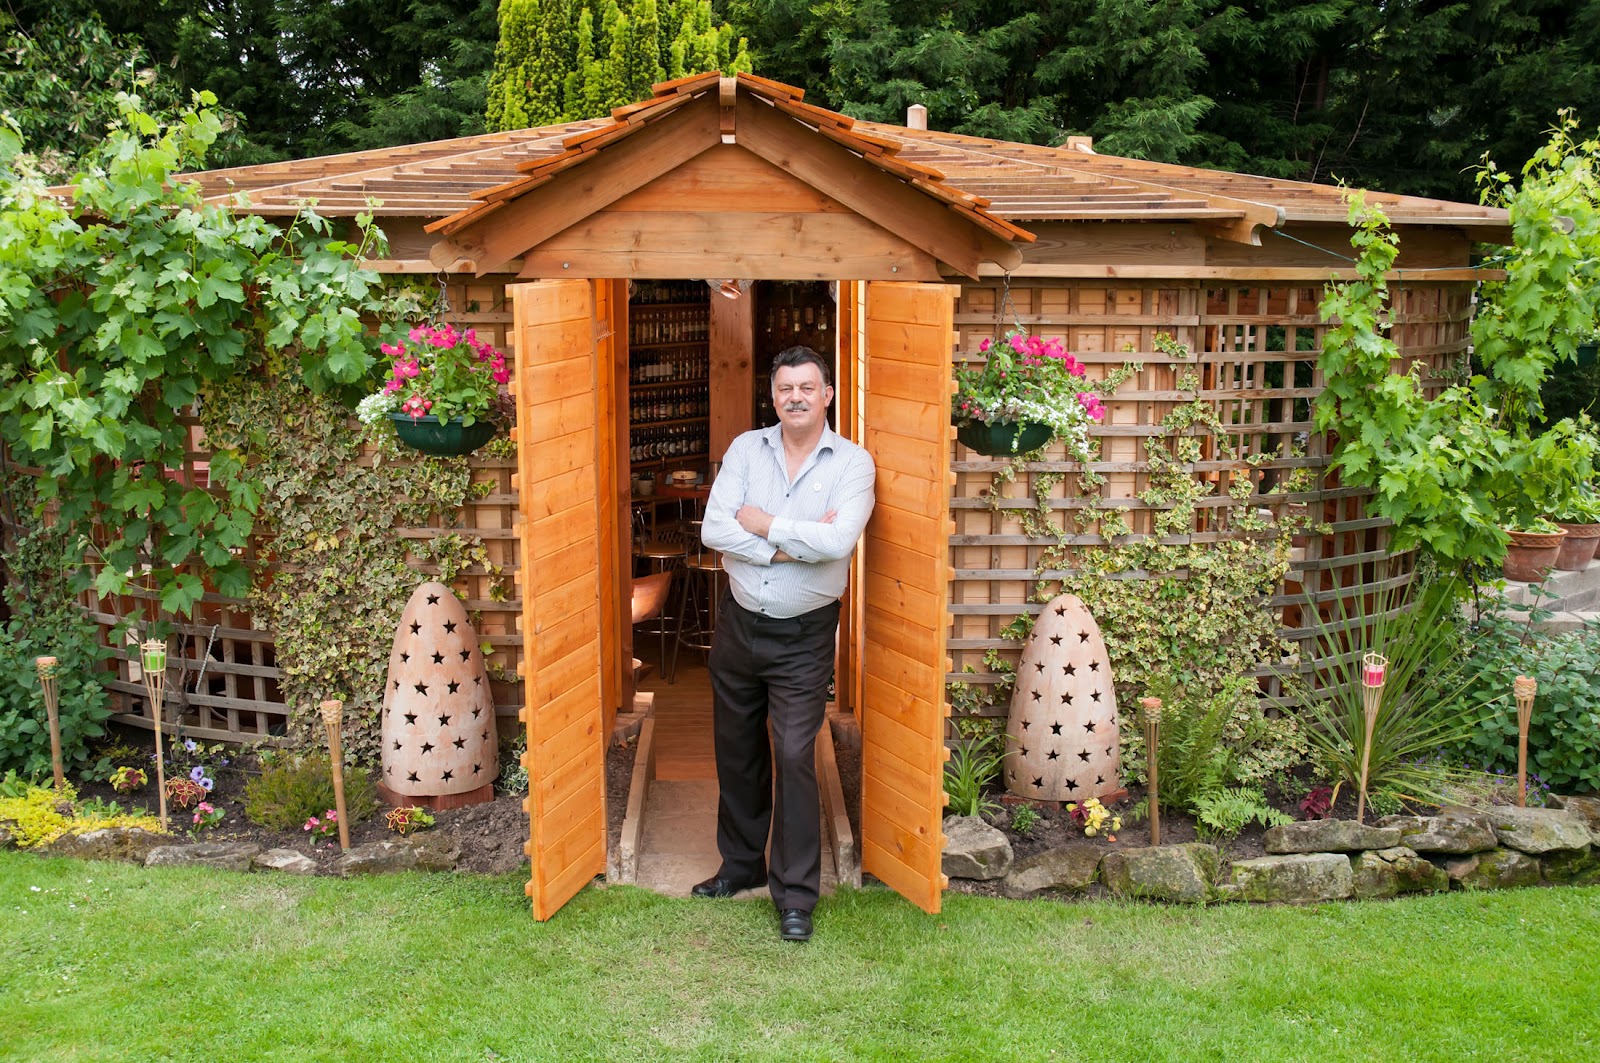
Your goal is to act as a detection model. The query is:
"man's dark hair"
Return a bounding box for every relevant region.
[771,346,832,388]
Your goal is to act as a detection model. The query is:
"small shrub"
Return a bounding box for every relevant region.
[944,732,1007,819]
[1008,805,1040,835]
[386,805,435,836]
[0,779,163,847]
[1192,787,1291,840]
[243,756,376,830]
[165,777,205,810]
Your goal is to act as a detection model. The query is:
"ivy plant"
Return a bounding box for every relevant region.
[0,93,395,618]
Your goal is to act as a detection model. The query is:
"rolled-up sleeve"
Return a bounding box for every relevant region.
[701,435,778,566]
[767,449,876,563]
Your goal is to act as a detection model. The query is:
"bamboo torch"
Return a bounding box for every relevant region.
[1356,652,1388,824]
[320,699,351,851]
[140,639,169,830]
[35,657,65,790]
[1514,675,1537,808]
[1141,696,1163,846]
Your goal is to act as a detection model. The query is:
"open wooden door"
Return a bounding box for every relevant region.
[510,279,612,921]
[858,280,957,914]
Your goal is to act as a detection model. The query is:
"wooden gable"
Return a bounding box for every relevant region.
[427,79,1028,280]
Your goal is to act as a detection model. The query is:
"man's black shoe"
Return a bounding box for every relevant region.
[690,873,763,899]
[779,908,813,941]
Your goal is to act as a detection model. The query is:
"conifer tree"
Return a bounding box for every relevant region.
[484,0,538,131]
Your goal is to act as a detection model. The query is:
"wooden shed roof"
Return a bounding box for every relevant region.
[179,73,1508,241]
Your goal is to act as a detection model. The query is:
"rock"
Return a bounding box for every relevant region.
[1541,848,1600,886]
[1002,845,1101,895]
[254,848,321,875]
[40,827,168,864]
[1376,812,1497,854]
[380,581,499,803]
[1481,806,1593,854]
[941,816,1013,881]
[1227,853,1353,904]
[0,826,12,849]
[145,842,263,872]
[1550,795,1600,834]
[1100,843,1219,904]
[1445,848,1541,890]
[1352,846,1449,899]
[332,835,460,876]
[1004,593,1122,803]
[1264,820,1401,854]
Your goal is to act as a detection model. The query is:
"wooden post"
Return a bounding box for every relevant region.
[1513,675,1537,808]
[1140,696,1162,846]
[35,657,65,791]
[140,640,169,831]
[320,699,351,851]
[1357,652,1388,824]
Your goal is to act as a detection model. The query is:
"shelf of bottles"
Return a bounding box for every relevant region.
[753,281,836,429]
[629,280,710,468]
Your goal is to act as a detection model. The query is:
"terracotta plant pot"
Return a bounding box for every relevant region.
[955,419,1052,456]
[1554,521,1600,570]
[1503,527,1568,583]
[390,413,496,456]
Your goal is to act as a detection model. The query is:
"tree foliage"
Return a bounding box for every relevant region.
[0,96,398,618]
[484,0,750,131]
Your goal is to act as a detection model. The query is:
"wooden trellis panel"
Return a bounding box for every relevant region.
[947,277,1476,724]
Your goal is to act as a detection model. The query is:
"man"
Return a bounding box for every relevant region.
[693,345,876,942]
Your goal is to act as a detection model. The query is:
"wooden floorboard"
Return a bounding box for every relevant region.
[638,643,716,781]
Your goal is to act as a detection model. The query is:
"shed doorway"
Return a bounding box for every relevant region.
[510,276,954,921]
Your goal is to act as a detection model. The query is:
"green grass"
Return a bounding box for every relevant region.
[2,851,1597,1062]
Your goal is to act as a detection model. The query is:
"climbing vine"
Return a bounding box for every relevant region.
[198,378,502,762]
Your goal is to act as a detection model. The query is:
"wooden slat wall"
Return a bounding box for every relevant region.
[948,278,1473,715]
[510,279,608,921]
[860,280,956,915]
[81,275,531,744]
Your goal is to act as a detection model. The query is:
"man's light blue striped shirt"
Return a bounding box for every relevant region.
[700,423,876,619]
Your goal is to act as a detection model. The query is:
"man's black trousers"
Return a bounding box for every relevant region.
[707,592,840,913]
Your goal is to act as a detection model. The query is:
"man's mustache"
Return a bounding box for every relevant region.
[783,401,810,412]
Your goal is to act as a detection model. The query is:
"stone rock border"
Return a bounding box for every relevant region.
[8,827,459,877]
[943,806,1599,904]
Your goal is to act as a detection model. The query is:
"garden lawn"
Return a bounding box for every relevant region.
[1,851,1596,1062]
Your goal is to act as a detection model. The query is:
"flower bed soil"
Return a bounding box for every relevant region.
[71,720,636,876]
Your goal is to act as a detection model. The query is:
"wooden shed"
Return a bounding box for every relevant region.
[118,72,1507,919]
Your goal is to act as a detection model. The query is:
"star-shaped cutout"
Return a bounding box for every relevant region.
[414,681,429,696]
[403,712,417,725]
[1065,778,1079,791]
[1077,631,1090,643]
[420,741,434,754]
[1055,604,1066,615]
[1061,693,1073,705]
[1049,634,1062,645]
[1078,749,1091,762]
[1104,747,1113,758]
[1084,721,1096,733]
[453,737,465,749]
[1033,776,1045,788]
[386,765,393,776]
[481,731,490,742]
[393,740,402,751]
[443,620,457,633]
[406,771,419,783]
[1034,662,1045,673]
[1091,691,1101,702]
[393,679,400,691]
[1096,775,1106,786]
[474,676,482,685]
[1021,720,1031,731]
[460,649,471,662]
[1020,746,1030,758]
[1046,750,1059,761]
[473,763,481,774]
[437,713,451,727]
[400,652,410,664]
[448,680,460,694]
[432,651,445,665]
[1065,663,1076,676]
[472,707,482,718]
[1031,690,1042,701]
[441,769,453,782]
[409,621,421,635]
[1050,722,1063,735]
[1089,661,1100,672]
[427,593,440,605]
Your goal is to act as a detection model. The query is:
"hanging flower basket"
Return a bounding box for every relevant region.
[389,413,497,457]
[956,419,1052,456]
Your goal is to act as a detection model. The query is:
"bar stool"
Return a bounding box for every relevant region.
[633,538,685,682]
[672,521,724,676]
[629,571,673,686]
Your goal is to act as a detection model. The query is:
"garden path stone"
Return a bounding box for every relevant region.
[254,848,321,875]
[941,815,1013,881]
[1445,848,1541,890]
[1551,795,1600,833]
[1225,853,1353,903]
[1264,820,1400,854]
[41,827,167,864]
[146,842,263,871]
[1002,845,1101,896]
[1099,843,1219,903]
[1376,812,1497,854]
[1351,846,1448,899]
[1481,806,1593,854]
[332,835,460,876]
[1541,847,1600,886]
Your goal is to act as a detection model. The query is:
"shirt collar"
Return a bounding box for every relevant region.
[761,422,839,457]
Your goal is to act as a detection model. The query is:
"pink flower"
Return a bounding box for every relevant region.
[303,816,320,832]
[1009,333,1025,353]
[380,342,405,358]
[979,338,991,353]
[492,367,510,384]
[408,326,426,343]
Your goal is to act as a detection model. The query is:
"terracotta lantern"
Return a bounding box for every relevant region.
[379,582,498,810]
[1004,593,1122,802]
